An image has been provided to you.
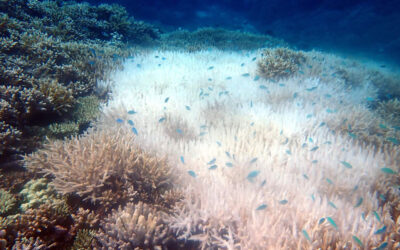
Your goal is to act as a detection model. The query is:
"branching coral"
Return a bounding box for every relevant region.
[25,127,176,210]
[0,189,17,216]
[257,47,305,79]
[97,202,175,249]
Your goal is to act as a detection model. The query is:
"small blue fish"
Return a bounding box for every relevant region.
[199,132,206,136]
[326,178,333,185]
[250,157,258,164]
[260,180,266,187]
[159,117,166,123]
[381,167,396,174]
[309,138,314,143]
[366,97,374,102]
[279,83,285,87]
[128,120,134,126]
[328,201,337,209]
[340,161,352,169]
[225,162,233,167]
[89,48,96,56]
[306,86,317,91]
[188,170,196,177]
[379,123,387,129]
[310,146,319,152]
[250,122,255,126]
[247,170,260,180]
[326,217,338,230]
[216,141,222,146]
[164,97,169,103]
[374,242,388,250]
[373,211,381,222]
[226,76,232,80]
[303,174,309,180]
[180,156,185,164]
[252,57,256,61]
[176,129,183,134]
[299,70,304,74]
[137,64,141,68]
[162,57,166,60]
[259,85,268,90]
[293,92,298,98]
[185,106,191,111]
[387,137,399,145]
[253,75,260,81]
[374,225,386,235]
[354,197,363,208]
[256,204,267,210]
[286,150,292,155]
[225,151,231,158]
[242,73,250,77]
[128,110,137,115]
[208,66,214,70]
[302,229,311,242]
[208,158,216,165]
[348,132,357,139]
[131,127,138,135]
[319,122,326,127]
[208,78,212,81]
[311,160,318,164]
[306,114,313,118]
[311,194,315,201]
[241,63,245,67]
[352,235,363,247]
[324,141,332,145]
[326,109,336,113]
[318,218,325,224]
[116,118,124,123]
[325,94,332,98]
[208,165,217,170]
[279,199,288,205]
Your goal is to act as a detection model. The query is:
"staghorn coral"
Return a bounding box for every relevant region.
[97,202,175,249]
[25,127,176,210]
[257,47,305,79]
[0,189,17,216]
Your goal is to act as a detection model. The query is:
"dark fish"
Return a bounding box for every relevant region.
[374,242,388,250]
[318,218,325,224]
[373,211,381,222]
[326,178,333,184]
[225,151,231,158]
[387,137,399,145]
[293,92,298,98]
[311,160,318,164]
[303,174,309,180]
[328,201,337,209]
[216,141,222,146]
[374,225,386,235]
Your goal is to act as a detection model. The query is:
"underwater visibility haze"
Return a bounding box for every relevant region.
[1,0,400,249]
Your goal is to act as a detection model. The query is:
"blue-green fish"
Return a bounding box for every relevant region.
[128,110,137,114]
[326,217,338,230]
[326,108,336,113]
[247,170,260,180]
[340,161,352,169]
[253,75,260,81]
[116,118,123,123]
[208,158,216,165]
[208,66,214,70]
[311,194,315,201]
[259,85,268,90]
[216,141,222,146]
[373,211,381,222]
[354,197,363,208]
[306,114,313,118]
[242,73,250,77]
[188,170,196,177]
[319,122,326,127]
[185,106,191,110]
[252,57,256,61]
[379,123,387,129]
[306,86,317,91]
[310,146,319,152]
[128,120,134,126]
[226,76,232,80]
[326,178,334,184]
[226,162,233,167]
[387,137,399,145]
[159,117,166,123]
[131,127,138,135]
[256,204,267,210]
[303,174,309,180]
[311,160,318,164]
[352,235,363,247]
[293,92,298,98]
[225,151,231,158]
[328,201,337,209]
[208,165,217,170]
[180,156,185,164]
[286,150,291,155]
[381,167,396,174]
[348,132,357,139]
[374,225,386,235]
[279,199,288,205]
[241,63,245,67]
[176,129,183,134]
[302,229,311,242]
[374,242,388,250]
[250,157,258,164]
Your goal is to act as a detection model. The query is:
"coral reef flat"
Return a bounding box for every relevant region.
[1,0,400,249]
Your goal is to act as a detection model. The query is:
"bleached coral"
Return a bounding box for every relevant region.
[97,202,175,249]
[99,49,400,248]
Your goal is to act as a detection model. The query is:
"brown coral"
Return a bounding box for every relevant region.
[257,47,305,79]
[97,202,175,249]
[25,127,175,210]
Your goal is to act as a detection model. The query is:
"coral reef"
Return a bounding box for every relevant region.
[0,189,17,216]
[25,127,176,211]
[159,27,285,51]
[97,202,176,249]
[20,178,59,212]
[257,47,305,79]
[0,0,159,165]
